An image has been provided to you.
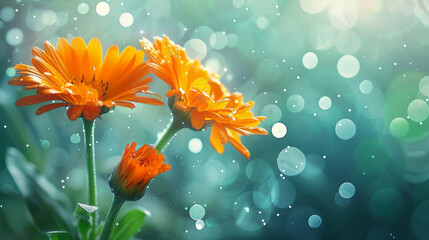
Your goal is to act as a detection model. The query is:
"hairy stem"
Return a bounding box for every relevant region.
[99,196,125,240]
[155,117,183,152]
[82,118,97,240]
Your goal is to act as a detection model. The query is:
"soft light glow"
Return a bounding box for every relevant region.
[96,2,110,16]
[335,119,356,140]
[188,138,203,153]
[119,12,134,27]
[337,55,360,78]
[302,52,318,69]
[272,122,287,138]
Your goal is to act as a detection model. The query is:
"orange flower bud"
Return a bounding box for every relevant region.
[109,142,171,201]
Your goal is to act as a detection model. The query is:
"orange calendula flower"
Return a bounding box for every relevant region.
[8,37,163,121]
[141,36,267,159]
[141,36,230,130]
[109,142,171,201]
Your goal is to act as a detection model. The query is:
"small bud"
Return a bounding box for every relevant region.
[109,142,171,201]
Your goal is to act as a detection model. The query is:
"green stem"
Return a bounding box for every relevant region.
[99,196,125,240]
[82,118,97,240]
[155,117,183,152]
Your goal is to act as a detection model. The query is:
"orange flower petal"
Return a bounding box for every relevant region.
[36,102,69,115]
[83,105,101,121]
[10,37,163,120]
[67,105,84,121]
[228,131,250,159]
[110,142,170,200]
[210,125,225,154]
[190,109,205,130]
[16,94,59,106]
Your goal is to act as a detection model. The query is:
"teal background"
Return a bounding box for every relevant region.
[1,0,429,239]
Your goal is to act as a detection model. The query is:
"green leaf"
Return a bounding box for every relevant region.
[74,203,98,240]
[5,147,73,233]
[111,209,147,240]
[76,219,91,240]
[75,203,99,216]
[96,223,104,236]
[47,231,74,240]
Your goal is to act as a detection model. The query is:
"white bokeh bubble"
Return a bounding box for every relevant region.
[407,99,429,122]
[419,76,429,96]
[6,28,23,46]
[287,94,305,113]
[277,147,306,176]
[210,32,227,50]
[339,182,356,199]
[195,219,205,230]
[41,10,56,26]
[329,0,359,30]
[271,179,296,208]
[5,67,15,77]
[184,39,207,61]
[308,215,322,228]
[299,0,328,14]
[226,33,238,47]
[261,104,282,124]
[119,12,134,27]
[70,133,81,144]
[188,138,203,153]
[319,96,332,110]
[308,23,336,51]
[335,30,361,55]
[1,7,15,22]
[337,55,360,78]
[272,122,287,138]
[359,80,373,94]
[77,3,89,15]
[389,117,409,138]
[335,119,356,140]
[54,11,68,27]
[256,17,269,29]
[189,204,205,220]
[233,0,244,8]
[302,52,318,69]
[27,10,45,32]
[96,2,110,16]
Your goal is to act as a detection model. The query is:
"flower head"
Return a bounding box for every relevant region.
[141,36,267,159]
[141,36,230,130]
[9,37,163,121]
[109,142,171,201]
